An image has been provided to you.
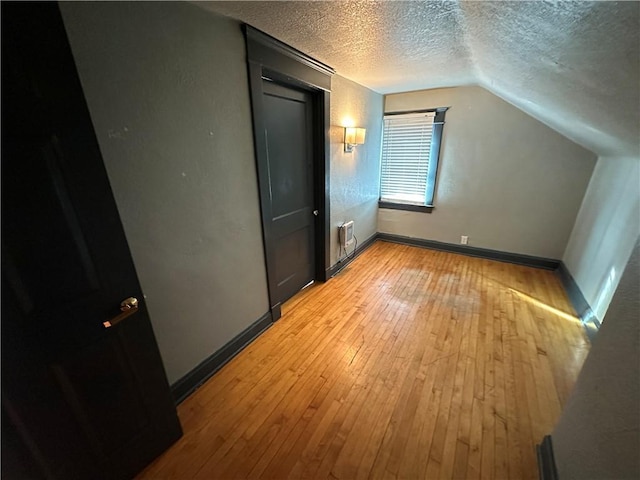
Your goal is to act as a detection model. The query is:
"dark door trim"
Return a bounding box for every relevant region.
[243,25,333,320]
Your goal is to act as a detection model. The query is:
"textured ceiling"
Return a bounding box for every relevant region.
[199,1,639,157]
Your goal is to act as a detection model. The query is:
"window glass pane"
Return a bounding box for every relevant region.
[380,112,436,206]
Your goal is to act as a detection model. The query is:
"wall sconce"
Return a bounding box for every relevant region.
[344,127,366,153]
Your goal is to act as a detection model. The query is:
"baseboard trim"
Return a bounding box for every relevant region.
[556,262,600,341]
[536,435,559,480]
[325,233,379,279]
[171,311,272,404]
[271,303,282,322]
[377,233,560,270]
[556,262,591,317]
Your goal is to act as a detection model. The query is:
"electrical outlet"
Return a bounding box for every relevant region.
[461,235,468,245]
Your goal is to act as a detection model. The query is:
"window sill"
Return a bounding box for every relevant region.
[378,201,434,213]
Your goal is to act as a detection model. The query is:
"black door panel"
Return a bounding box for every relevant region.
[262,81,316,305]
[1,3,182,479]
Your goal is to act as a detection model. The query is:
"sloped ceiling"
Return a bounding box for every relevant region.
[199,1,639,158]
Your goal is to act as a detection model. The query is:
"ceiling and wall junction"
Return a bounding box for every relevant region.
[201,1,639,157]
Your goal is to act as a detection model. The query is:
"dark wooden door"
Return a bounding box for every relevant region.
[1,3,182,479]
[262,81,316,306]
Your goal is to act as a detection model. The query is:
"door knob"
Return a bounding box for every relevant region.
[103,297,139,328]
[120,297,138,311]
[313,210,319,216]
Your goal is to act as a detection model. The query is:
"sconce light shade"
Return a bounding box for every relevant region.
[344,127,366,152]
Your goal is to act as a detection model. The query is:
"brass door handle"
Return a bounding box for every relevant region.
[103,297,139,328]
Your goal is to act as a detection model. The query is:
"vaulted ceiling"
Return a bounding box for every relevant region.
[200,1,639,158]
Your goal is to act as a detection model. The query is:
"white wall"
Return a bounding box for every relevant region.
[563,156,640,321]
[379,86,596,259]
[60,2,270,384]
[552,236,640,479]
[329,75,383,266]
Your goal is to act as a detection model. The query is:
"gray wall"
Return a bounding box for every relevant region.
[60,2,269,384]
[563,156,640,321]
[552,236,640,479]
[379,86,597,259]
[329,75,383,266]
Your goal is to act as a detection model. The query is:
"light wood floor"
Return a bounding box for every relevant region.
[139,241,590,479]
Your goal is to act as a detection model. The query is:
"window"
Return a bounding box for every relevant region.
[379,108,447,212]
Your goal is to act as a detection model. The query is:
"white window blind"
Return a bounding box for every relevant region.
[380,111,437,205]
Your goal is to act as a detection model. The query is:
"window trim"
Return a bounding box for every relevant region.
[378,201,434,213]
[378,107,448,213]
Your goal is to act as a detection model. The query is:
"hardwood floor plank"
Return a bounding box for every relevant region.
[138,241,589,480]
[500,303,525,480]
